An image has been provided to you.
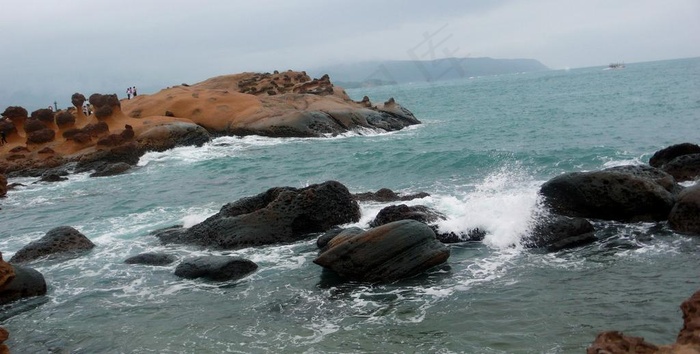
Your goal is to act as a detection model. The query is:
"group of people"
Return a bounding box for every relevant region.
[126,86,138,99]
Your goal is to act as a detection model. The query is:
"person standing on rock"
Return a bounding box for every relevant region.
[127,87,132,100]
[133,86,137,97]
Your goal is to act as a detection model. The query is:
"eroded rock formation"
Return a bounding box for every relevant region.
[10,226,95,263]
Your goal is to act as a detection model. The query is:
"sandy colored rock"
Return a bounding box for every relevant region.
[0,252,15,290]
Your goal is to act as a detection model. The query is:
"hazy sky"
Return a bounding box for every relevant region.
[1,0,698,110]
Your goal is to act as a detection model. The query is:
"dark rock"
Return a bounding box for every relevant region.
[82,121,110,137]
[524,214,597,251]
[316,227,364,253]
[124,253,176,266]
[539,165,676,222]
[88,94,120,120]
[30,109,54,124]
[89,162,132,177]
[39,173,67,183]
[0,265,47,305]
[314,220,450,282]
[136,122,210,152]
[37,147,55,154]
[649,143,700,168]
[352,188,430,202]
[174,256,257,281]
[0,175,6,197]
[23,118,46,133]
[434,228,486,243]
[668,184,700,235]
[75,142,143,173]
[1,106,28,119]
[661,153,700,182]
[369,204,444,228]
[9,226,95,263]
[156,181,361,250]
[8,146,29,154]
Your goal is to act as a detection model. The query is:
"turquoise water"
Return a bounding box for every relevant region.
[1,57,699,353]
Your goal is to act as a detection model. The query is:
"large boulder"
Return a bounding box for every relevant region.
[668,184,700,235]
[9,226,95,263]
[540,165,677,222]
[89,162,132,177]
[649,143,700,168]
[523,214,597,252]
[314,220,450,282]
[0,253,15,289]
[369,204,445,228]
[174,256,257,281]
[660,154,700,182]
[75,142,144,173]
[156,181,361,249]
[0,264,47,305]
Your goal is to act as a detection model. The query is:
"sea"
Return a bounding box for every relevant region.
[1,57,699,353]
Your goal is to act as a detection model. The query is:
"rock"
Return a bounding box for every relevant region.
[649,143,700,168]
[38,173,67,182]
[369,204,445,228]
[23,118,46,133]
[136,122,210,152]
[1,106,28,120]
[524,214,597,252]
[30,108,54,125]
[124,252,176,266]
[75,142,143,173]
[89,93,120,119]
[0,326,8,354]
[0,264,47,305]
[587,289,700,353]
[89,162,132,177]
[0,253,15,290]
[9,226,95,263]
[661,153,700,182]
[539,165,676,222]
[314,220,450,282]
[55,111,75,128]
[174,256,257,281]
[668,184,700,235]
[434,228,487,243]
[157,181,360,249]
[352,188,430,202]
[71,93,86,108]
[26,127,56,144]
[0,174,6,197]
[316,227,364,253]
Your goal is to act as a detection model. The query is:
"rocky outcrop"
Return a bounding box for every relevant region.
[156,181,361,249]
[0,325,8,354]
[587,289,700,353]
[89,162,132,177]
[74,142,143,173]
[135,122,210,152]
[523,214,597,252]
[0,253,15,290]
[0,264,47,305]
[539,165,677,222]
[124,252,176,266]
[174,256,258,281]
[369,204,445,228]
[314,220,450,282]
[10,226,95,263]
[353,188,430,202]
[668,184,700,235]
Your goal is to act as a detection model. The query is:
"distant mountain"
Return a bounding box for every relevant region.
[311,57,549,87]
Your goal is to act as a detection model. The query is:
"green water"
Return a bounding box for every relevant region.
[1,57,699,353]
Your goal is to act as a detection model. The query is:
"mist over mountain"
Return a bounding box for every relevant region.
[311,57,549,88]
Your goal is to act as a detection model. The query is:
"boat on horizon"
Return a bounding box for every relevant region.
[606,62,625,70]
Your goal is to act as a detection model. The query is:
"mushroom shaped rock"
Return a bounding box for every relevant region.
[539,165,676,222]
[0,264,47,305]
[314,220,450,282]
[157,180,361,249]
[9,226,95,263]
[174,256,257,281]
[668,184,700,235]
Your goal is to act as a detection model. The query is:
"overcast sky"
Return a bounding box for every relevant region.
[1,0,699,110]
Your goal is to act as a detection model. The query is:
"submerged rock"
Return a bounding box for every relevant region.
[0,174,6,197]
[668,184,700,235]
[10,226,95,263]
[369,204,445,228]
[124,252,177,266]
[89,162,132,177]
[539,165,677,222]
[352,188,430,202]
[524,215,597,252]
[649,143,700,168]
[174,256,258,281]
[314,220,450,282]
[660,153,700,182]
[156,181,361,250]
